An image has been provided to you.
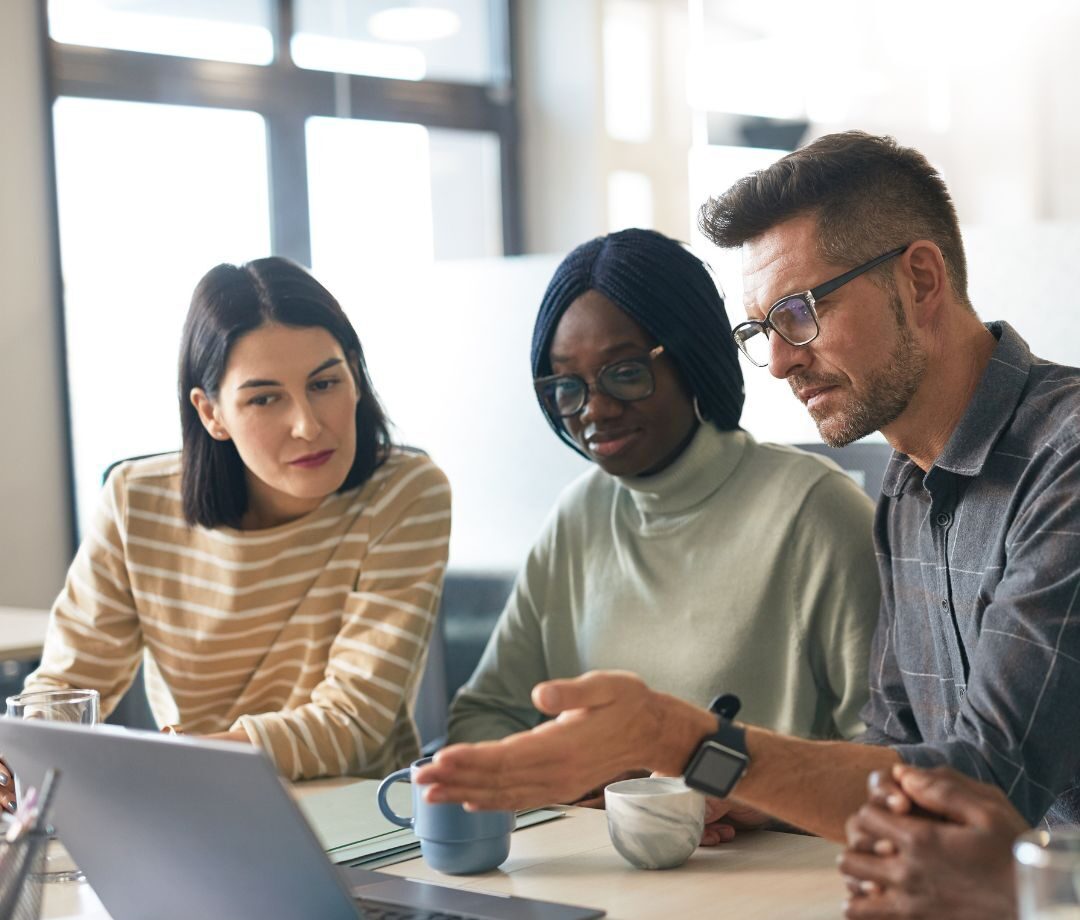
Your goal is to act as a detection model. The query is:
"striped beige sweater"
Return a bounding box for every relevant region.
[25,448,451,780]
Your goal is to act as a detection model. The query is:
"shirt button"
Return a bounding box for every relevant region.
[935,512,952,527]
[940,599,949,609]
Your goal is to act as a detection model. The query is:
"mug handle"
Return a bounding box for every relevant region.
[376,767,414,829]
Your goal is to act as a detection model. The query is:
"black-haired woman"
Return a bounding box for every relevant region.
[20,257,450,783]
[449,229,879,799]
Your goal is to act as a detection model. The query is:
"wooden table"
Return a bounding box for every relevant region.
[42,802,844,919]
[0,606,50,661]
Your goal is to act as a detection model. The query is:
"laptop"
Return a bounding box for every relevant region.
[0,719,604,920]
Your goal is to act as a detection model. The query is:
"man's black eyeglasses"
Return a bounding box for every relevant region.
[534,345,665,418]
[732,246,908,367]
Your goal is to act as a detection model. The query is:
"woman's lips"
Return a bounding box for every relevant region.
[289,449,335,469]
[587,430,642,458]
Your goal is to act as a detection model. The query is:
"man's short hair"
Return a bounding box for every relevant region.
[699,131,970,303]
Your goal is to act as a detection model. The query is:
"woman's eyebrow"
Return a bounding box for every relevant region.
[237,357,342,389]
[307,357,342,378]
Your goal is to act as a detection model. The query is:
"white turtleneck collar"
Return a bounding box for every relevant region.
[615,423,749,517]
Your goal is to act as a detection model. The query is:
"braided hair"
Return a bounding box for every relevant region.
[531,228,745,456]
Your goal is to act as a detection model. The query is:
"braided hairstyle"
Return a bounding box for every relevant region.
[531,228,744,456]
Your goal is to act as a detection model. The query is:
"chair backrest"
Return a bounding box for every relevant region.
[794,441,894,499]
[413,570,516,750]
[100,453,173,730]
[102,451,177,485]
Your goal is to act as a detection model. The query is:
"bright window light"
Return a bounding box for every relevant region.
[292,0,498,85]
[368,7,462,43]
[290,34,427,80]
[52,97,271,532]
[607,170,654,232]
[602,0,654,143]
[48,0,273,64]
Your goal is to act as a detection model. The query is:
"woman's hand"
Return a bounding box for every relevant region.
[701,797,770,846]
[1,756,16,814]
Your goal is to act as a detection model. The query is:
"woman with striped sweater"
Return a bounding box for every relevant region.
[13,257,451,786]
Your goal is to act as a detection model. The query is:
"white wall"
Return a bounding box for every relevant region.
[329,255,590,572]
[0,3,71,607]
[517,0,692,251]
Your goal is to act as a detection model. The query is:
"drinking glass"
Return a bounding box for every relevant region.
[4,688,100,883]
[1014,827,1080,919]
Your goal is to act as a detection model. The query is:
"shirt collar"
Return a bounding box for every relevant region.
[881,322,1032,497]
[616,423,748,515]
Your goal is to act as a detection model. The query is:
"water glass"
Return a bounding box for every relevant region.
[4,688,100,883]
[1014,827,1080,919]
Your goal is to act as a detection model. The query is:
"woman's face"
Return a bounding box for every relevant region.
[191,322,360,528]
[548,290,697,477]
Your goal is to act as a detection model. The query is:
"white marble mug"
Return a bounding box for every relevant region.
[604,776,705,870]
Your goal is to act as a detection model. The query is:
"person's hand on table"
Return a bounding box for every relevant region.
[414,671,713,812]
[0,756,15,813]
[700,797,770,846]
[838,764,1028,919]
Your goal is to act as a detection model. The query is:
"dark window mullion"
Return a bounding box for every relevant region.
[266,113,312,266]
[498,0,522,255]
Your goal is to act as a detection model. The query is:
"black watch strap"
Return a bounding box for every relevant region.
[682,693,749,798]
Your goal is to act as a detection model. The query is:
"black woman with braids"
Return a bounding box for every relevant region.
[447,228,880,840]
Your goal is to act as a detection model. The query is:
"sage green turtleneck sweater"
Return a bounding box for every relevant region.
[449,425,881,743]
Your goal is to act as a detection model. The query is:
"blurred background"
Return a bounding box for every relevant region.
[4,0,1080,611]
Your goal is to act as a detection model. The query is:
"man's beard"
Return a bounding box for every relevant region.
[790,300,927,447]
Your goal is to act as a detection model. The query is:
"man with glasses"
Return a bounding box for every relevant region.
[416,132,1080,915]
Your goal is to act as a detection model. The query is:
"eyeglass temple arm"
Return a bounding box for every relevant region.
[809,246,908,301]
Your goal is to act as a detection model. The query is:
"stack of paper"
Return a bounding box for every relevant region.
[297,780,565,870]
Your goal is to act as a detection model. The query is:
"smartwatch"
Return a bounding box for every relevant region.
[682,693,749,799]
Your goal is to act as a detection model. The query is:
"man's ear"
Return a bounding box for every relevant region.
[190,388,231,441]
[901,240,948,328]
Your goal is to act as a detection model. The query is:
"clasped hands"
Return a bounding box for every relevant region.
[839,764,1028,919]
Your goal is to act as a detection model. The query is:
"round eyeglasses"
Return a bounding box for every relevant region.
[534,345,665,418]
[732,246,908,367]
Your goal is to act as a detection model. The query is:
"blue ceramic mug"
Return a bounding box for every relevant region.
[377,756,514,875]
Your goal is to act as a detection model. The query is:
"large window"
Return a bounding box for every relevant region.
[45,0,519,532]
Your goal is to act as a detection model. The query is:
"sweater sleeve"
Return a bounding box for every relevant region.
[791,469,881,740]
[235,457,451,779]
[23,467,145,716]
[447,514,558,743]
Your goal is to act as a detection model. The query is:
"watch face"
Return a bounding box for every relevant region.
[689,743,747,797]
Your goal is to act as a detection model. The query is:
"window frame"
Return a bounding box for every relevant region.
[39,0,522,550]
[45,0,523,264]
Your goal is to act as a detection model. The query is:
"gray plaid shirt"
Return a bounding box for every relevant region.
[860,321,1080,827]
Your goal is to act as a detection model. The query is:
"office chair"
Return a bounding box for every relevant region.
[415,571,516,753]
[97,454,175,731]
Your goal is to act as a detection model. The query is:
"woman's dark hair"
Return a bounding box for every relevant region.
[179,256,392,528]
[530,228,745,456]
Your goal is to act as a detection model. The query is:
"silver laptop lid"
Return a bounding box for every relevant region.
[0,719,359,920]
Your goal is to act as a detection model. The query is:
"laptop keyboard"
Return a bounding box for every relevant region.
[356,897,477,920]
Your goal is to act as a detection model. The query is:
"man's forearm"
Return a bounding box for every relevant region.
[735,727,901,842]
[645,692,900,843]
